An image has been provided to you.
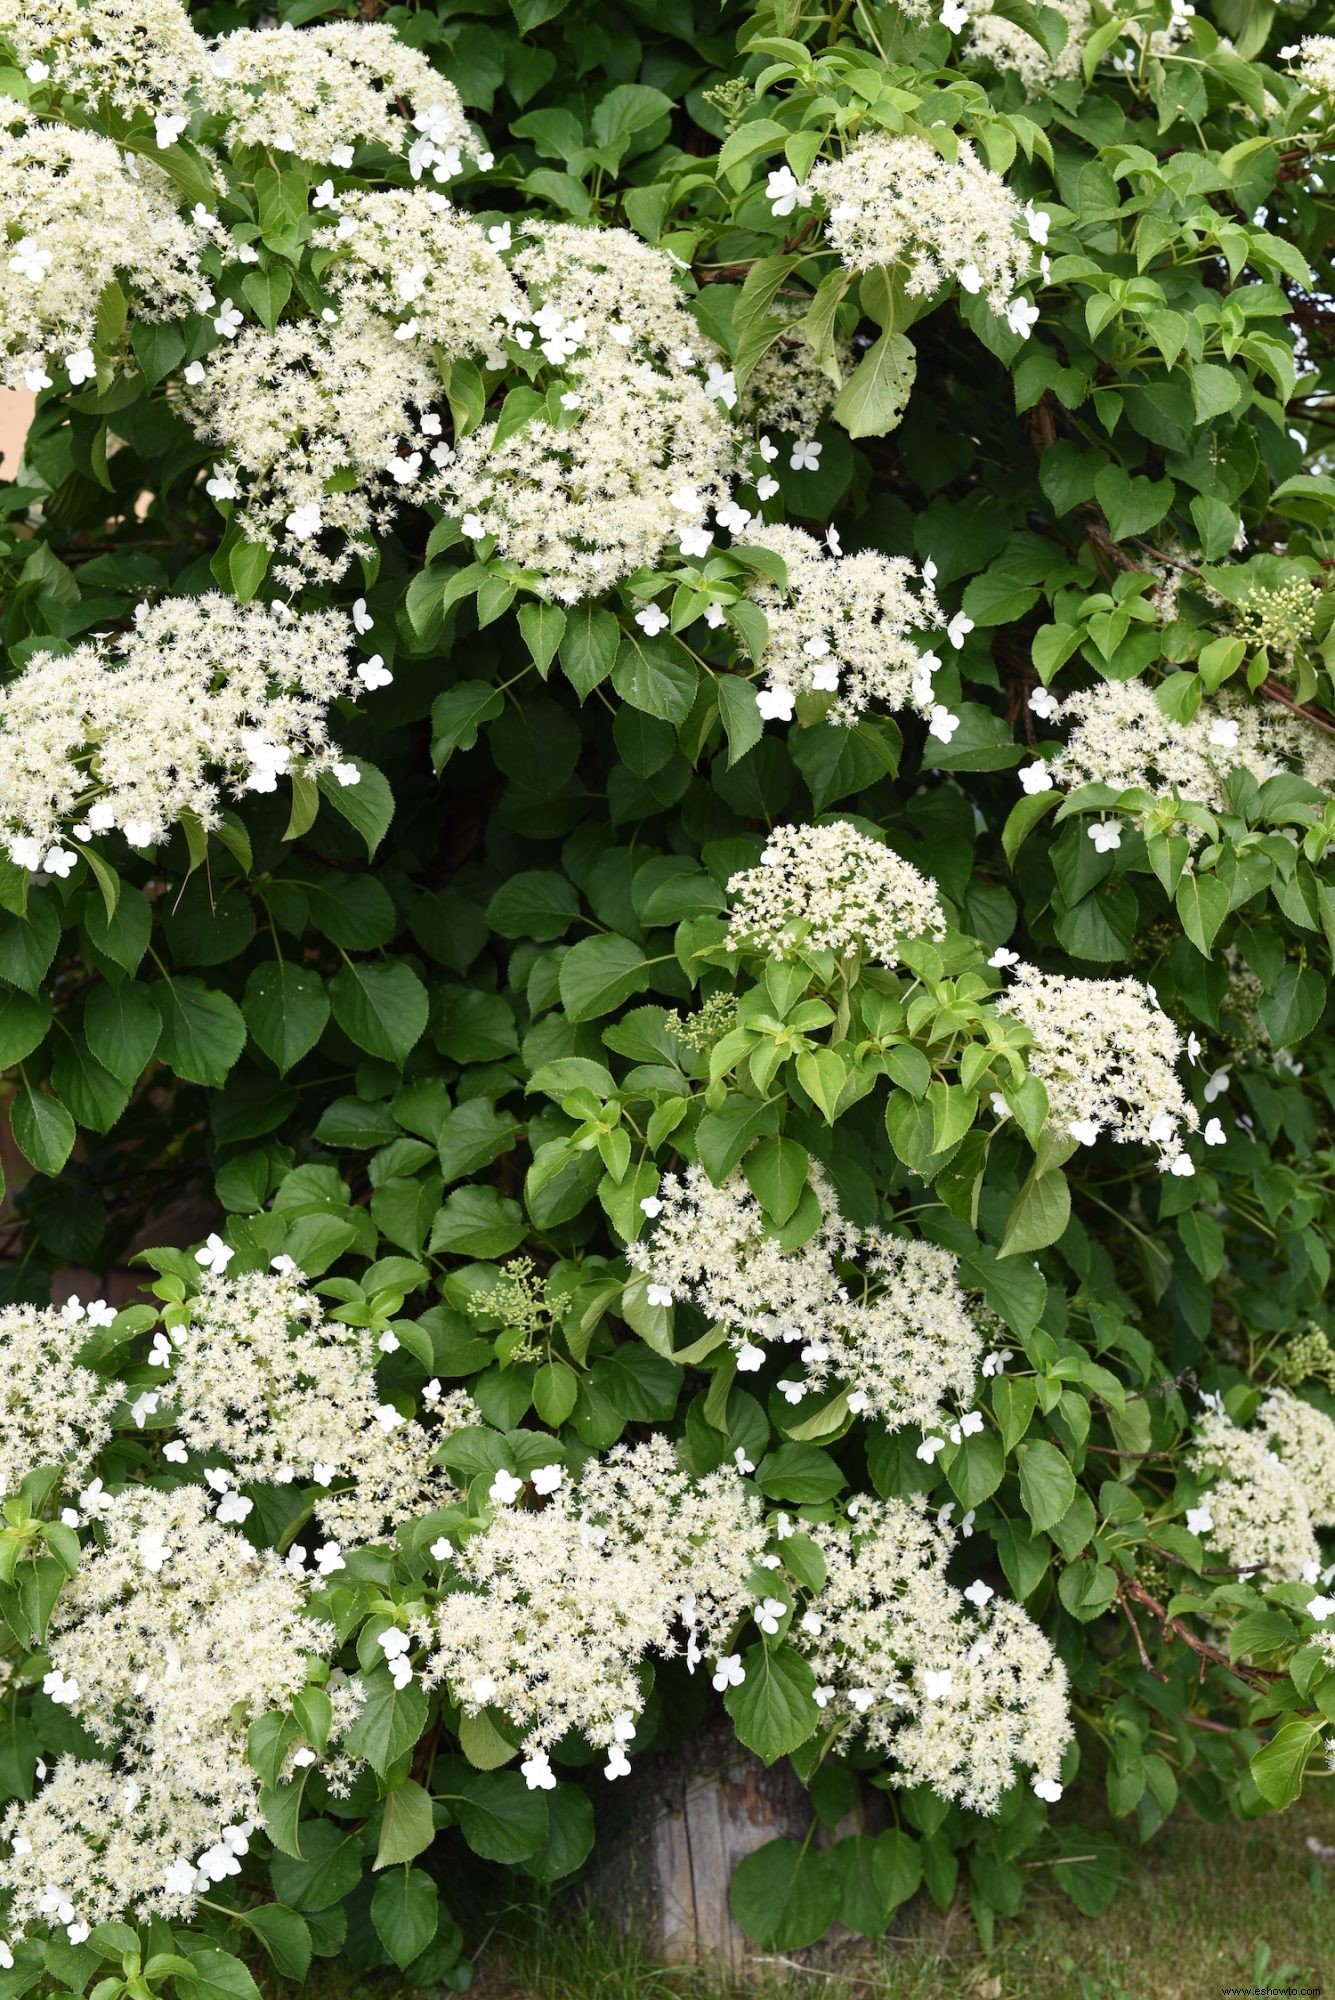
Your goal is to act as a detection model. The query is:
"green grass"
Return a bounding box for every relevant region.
[467,1791,1334,2000]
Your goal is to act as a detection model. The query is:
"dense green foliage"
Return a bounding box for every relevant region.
[0,0,1334,1989]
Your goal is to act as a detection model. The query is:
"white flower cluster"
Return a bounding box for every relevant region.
[794,1498,1071,1813]
[1188,1405,1320,1582]
[998,966,1199,1164]
[965,0,1091,90]
[0,595,359,857]
[1048,680,1335,818]
[808,134,1035,325]
[0,1303,122,1502]
[0,119,206,390]
[738,523,944,725]
[0,0,205,124]
[628,1165,983,1428]
[315,188,521,355]
[438,225,741,601]
[739,301,854,437]
[1257,1391,1335,1526]
[0,1486,347,1936]
[1295,35,1335,94]
[725,819,945,966]
[509,222,708,362]
[163,1270,477,1548]
[203,21,470,168]
[181,304,444,584]
[428,1438,765,1779]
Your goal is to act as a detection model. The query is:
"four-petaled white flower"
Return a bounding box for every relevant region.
[1186,1506,1213,1536]
[530,1462,563,1496]
[1032,1776,1063,1803]
[711,1653,745,1691]
[489,1467,524,1506]
[755,1596,786,1635]
[195,1232,234,1274]
[705,363,737,409]
[522,1749,557,1790]
[766,166,808,218]
[1087,820,1122,853]
[963,1579,995,1608]
[635,604,670,636]
[1019,761,1053,795]
[789,439,822,472]
[928,705,960,744]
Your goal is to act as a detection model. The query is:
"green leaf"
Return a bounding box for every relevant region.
[244,962,329,1075]
[1259,965,1326,1049]
[236,1907,312,1983]
[84,982,160,1083]
[1175,872,1229,957]
[152,979,247,1087]
[832,329,916,438]
[1017,1440,1077,1534]
[370,1868,438,1970]
[1000,1166,1070,1256]
[11,1081,75,1174]
[430,1186,527,1259]
[558,934,651,1022]
[452,1767,549,1863]
[318,760,394,858]
[724,1643,819,1764]
[757,1443,844,1502]
[330,962,428,1065]
[1250,1718,1323,1808]
[0,990,51,1067]
[743,1133,809,1226]
[341,1665,429,1777]
[611,630,698,723]
[517,600,567,675]
[375,1779,437,1869]
[176,1948,263,2000]
[730,1840,840,1951]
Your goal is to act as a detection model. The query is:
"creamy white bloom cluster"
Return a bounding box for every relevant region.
[1048,680,1335,818]
[428,1438,765,1779]
[808,134,1035,324]
[794,1498,1071,1813]
[965,0,1091,90]
[439,227,741,601]
[998,966,1198,1164]
[0,595,359,857]
[739,301,855,437]
[203,21,470,169]
[739,523,944,725]
[0,1487,348,1936]
[314,188,521,355]
[1257,1390,1335,1526]
[0,1303,122,1502]
[0,119,207,391]
[1295,35,1335,94]
[0,0,205,124]
[163,1269,477,1548]
[1188,1405,1320,1582]
[725,819,945,966]
[181,301,446,585]
[509,222,709,362]
[629,1165,983,1427]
